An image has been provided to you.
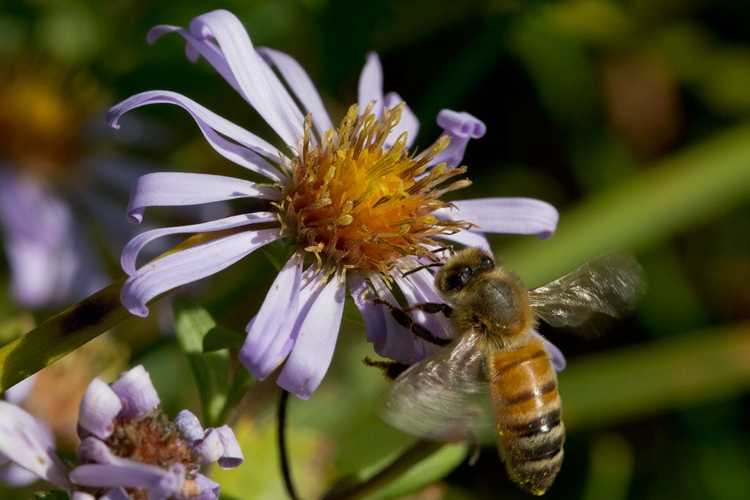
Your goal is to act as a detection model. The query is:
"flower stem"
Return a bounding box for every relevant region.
[321,440,444,500]
[279,389,301,500]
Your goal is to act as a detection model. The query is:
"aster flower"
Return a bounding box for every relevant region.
[0,365,242,499]
[0,65,161,309]
[108,9,559,399]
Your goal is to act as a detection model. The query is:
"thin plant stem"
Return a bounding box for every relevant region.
[278,389,301,500]
[322,440,444,500]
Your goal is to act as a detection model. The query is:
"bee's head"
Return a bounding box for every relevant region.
[435,247,495,298]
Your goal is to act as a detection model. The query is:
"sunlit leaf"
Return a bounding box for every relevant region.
[173,298,233,427]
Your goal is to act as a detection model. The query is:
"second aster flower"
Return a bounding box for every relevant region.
[0,365,242,499]
[108,9,560,399]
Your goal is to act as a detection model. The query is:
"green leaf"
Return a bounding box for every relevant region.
[173,298,235,426]
[0,283,130,392]
[503,122,750,286]
[34,491,69,500]
[562,323,750,430]
[203,325,245,352]
[366,443,468,500]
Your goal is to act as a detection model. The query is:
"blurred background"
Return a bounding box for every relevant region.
[2,1,750,499]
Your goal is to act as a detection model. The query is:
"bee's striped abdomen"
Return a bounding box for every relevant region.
[489,336,564,496]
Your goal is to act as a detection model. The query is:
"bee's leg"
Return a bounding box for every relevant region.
[403,302,453,318]
[363,357,410,380]
[372,299,451,346]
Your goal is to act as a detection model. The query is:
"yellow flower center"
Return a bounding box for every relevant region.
[279,103,473,274]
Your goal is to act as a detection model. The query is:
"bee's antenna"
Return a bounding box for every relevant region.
[401,262,444,278]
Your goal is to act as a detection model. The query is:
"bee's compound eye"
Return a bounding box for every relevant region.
[445,266,472,291]
[479,256,494,270]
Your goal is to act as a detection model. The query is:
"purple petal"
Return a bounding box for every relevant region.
[430,109,486,167]
[70,462,183,500]
[435,229,491,252]
[0,401,70,488]
[108,91,285,182]
[72,492,97,500]
[78,379,122,440]
[193,474,220,500]
[4,375,36,405]
[383,92,419,147]
[437,198,559,239]
[78,437,116,464]
[128,172,279,223]
[193,428,223,464]
[99,489,130,500]
[534,332,566,373]
[258,47,333,135]
[122,227,280,317]
[0,171,106,307]
[240,253,303,379]
[349,274,388,351]
[277,274,346,399]
[358,52,384,117]
[350,274,426,364]
[394,265,453,341]
[0,463,38,487]
[175,409,204,443]
[111,365,160,420]
[121,212,276,276]
[216,425,244,468]
[186,10,304,147]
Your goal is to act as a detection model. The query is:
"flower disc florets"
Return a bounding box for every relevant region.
[106,409,199,474]
[279,103,473,275]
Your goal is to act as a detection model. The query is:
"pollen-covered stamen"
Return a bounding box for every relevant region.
[106,409,199,475]
[280,103,473,274]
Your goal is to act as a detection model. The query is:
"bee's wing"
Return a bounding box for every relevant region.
[380,329,494,442]
[528,254,644,328]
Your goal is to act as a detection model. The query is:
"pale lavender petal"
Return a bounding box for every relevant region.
[99,489,130,500]
[194,429,223,465]
[78,379,122,439]
[435,229,491,252]
[0,463,38,487]
[72,491,96,500]
[194,474,220,500]
[187,10,304,147]
[108,91,286,182]
[122,227,280,317]
[0,171,105,307]
[258,47,334,135]
[358,52,384,117]
[216,425,243,468]
[534,332,566,373]
[0,401,70,488]
[111,365,160,419]
[4,375,36,405]
[349,274,387,351]
[277,274,346,399]
[78,437,116,464]
[240,253,303,379]
[70,462,183,500]
[437,198,559,239]
[383,92,419,147]
[122,212,276,276]
[350,274,426,364]
[175,410,204,443]
[430,109,486,167]
[128,172,279,223]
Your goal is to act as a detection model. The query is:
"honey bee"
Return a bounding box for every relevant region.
[378,248,642,495]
